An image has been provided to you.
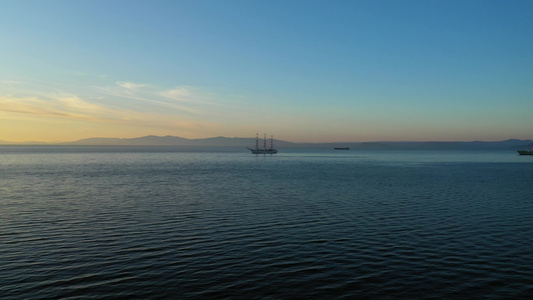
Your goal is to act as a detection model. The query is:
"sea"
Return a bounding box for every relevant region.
[1,146,533,299]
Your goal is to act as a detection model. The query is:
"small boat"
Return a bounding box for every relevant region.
[247,133,278,154]
[517,150,533,155]
[334,147,350,150]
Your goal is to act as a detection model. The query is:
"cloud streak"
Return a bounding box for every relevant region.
[95,82,218,115]
[0,94,126,123]
[0,79,235,141]
[3,96,219,140]
[2,79,221,117]
[116,82,148,89]
[0,91,215,132]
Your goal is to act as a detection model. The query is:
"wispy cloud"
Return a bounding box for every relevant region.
[96,82,218,114]
[116,81,148,89]
[0,80,224,134]
[158,87,191,101]
[0,93,219,132]
[0,94,122,123]
[0,80,24,85]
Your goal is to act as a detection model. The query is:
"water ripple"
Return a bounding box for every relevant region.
[2,150,533,298]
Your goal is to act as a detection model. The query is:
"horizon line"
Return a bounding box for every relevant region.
[0,135,532,145]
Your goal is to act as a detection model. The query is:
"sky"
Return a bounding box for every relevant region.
[1,0,532,143]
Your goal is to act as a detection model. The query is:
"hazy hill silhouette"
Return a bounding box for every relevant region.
[62,135,533,150]
[1,135,531,150]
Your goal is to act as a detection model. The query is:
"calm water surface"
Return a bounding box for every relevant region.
[1,147,533,299]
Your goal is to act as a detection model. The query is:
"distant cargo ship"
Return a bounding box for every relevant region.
[334,147,350,150]
[517,149,533,155]
[247,133,278,154]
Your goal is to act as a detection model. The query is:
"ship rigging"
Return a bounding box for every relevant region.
[247,133,278,154]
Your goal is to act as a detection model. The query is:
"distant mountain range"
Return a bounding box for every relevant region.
[1,135,532,150]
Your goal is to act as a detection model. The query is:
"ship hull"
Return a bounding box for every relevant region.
[517,150,533,155]
[247,147,278,154]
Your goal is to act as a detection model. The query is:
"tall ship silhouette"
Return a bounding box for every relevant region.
[247,133,278,154]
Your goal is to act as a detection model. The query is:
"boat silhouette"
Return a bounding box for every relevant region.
[247,133,278,154]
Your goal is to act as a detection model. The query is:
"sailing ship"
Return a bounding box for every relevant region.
[247,133,278,154]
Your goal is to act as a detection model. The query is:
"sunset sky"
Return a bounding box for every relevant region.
[1,0,532,143]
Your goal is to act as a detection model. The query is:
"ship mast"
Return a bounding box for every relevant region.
[255,133,259,150]
[270,135,274,150]
[263,133,267,150]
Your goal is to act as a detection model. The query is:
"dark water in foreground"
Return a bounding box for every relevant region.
[2,147,533,299]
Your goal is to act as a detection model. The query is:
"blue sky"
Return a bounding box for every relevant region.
[1,0,532,142]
